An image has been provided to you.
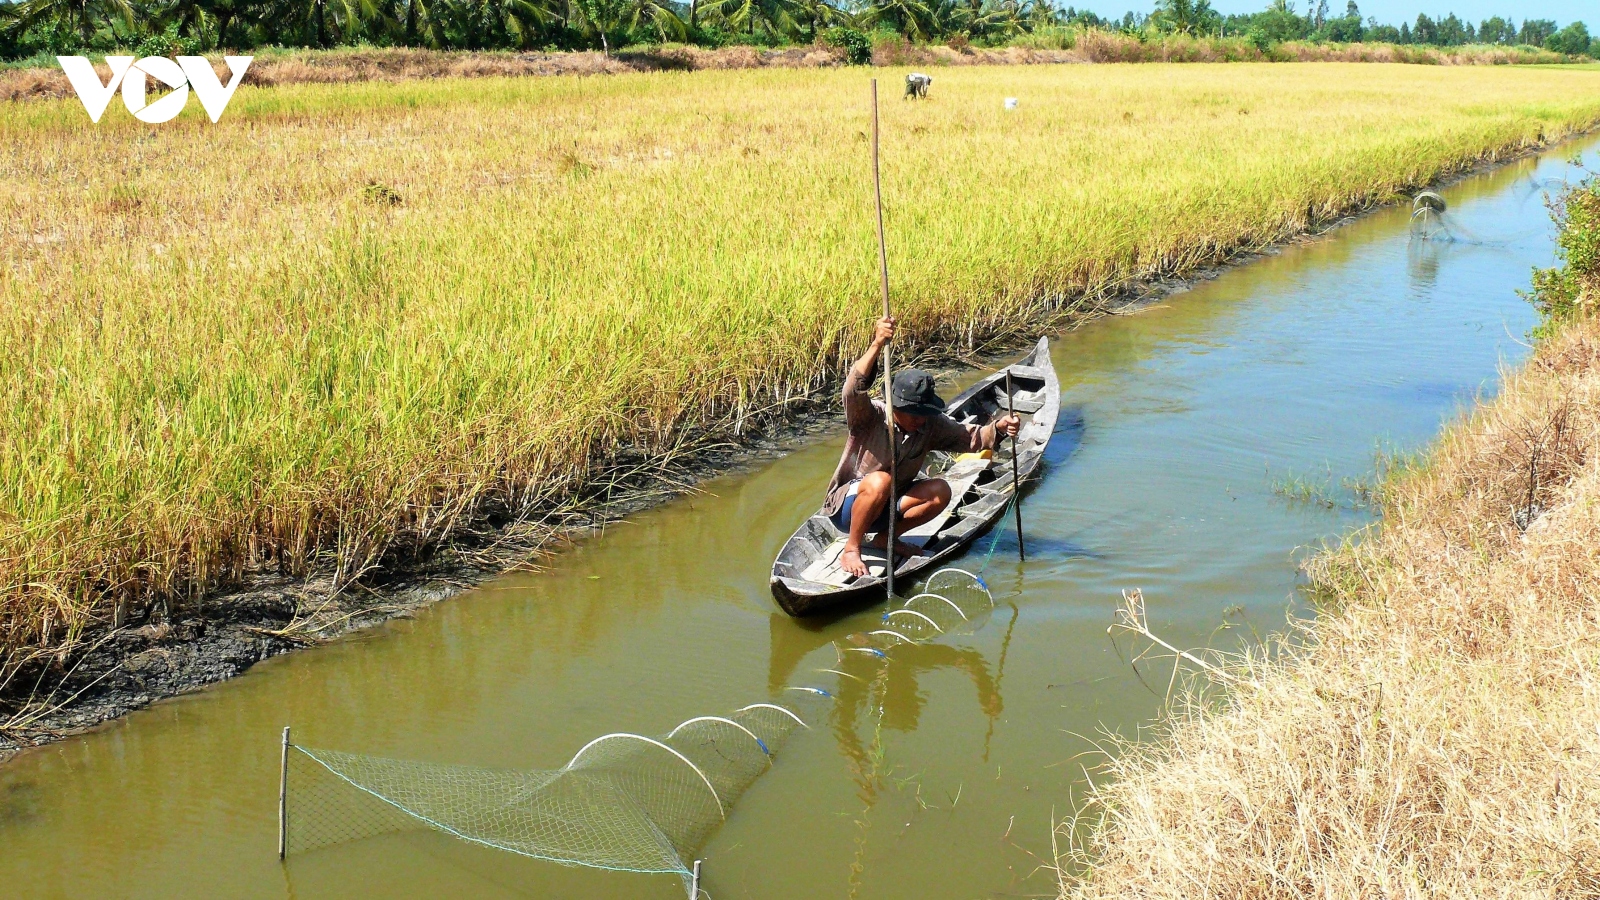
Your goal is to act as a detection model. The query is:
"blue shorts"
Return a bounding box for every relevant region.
[830,480,893,533]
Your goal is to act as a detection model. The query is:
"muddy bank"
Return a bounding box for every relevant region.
[0,413,841,758]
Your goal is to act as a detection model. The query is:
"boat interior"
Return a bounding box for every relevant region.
[784,367,1050,587]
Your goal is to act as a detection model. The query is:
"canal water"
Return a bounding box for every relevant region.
[2,137,1593,899]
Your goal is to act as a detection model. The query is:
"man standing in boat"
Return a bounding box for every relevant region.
[831,316,1020,578]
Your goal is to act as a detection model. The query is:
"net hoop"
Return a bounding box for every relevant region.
[785,686,833,697]
[905,592,968,620]
[884,608,944,632]
[565,734,725,818]
[667,716,772,757]
[1413,190,1447,212]
[736,703,808,727]
[843,646,887,658]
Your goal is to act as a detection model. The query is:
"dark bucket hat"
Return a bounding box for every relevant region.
[890,369,946,417]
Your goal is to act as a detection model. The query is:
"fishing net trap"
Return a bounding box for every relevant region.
[276,567,997,898]
[1408,188,1548,248]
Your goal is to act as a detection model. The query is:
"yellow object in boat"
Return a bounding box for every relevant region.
[953,450,993,462]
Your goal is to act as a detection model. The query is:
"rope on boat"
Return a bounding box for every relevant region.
[970,492,1020,577]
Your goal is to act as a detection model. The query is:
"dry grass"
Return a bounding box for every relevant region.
[1,37,1579,103]
[0,46,850,101]
[1026,32,1575,65]
[4,63,1600,689]
[1062,213,1600,895]
[1273,41,1575,65]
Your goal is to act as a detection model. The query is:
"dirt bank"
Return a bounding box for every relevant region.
[1063,180,1600,897]
[1,38,1577,103]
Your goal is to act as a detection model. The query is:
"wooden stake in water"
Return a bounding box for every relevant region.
[871,78,897,597]
[278,726,290,861]
[1006,371,1025,561]
[690,859,703,899]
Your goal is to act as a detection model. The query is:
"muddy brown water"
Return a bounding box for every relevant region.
[3,137,1595,899]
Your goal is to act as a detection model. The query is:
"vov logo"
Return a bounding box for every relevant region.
[58,56,253,124]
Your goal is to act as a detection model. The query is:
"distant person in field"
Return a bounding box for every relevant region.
[827,316,1019,577]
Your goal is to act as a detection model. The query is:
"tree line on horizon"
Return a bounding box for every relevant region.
[0,0,1593,61]
[1108,0,1596,55]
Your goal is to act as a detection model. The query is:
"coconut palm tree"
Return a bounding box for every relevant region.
[150,0,255,48]
[860,0,934,40]
[618,0,682,41]
[396,0,443,44]
[569,0,681,51]
[429,0,556,48]
[776,0,840,37]
[7,0,137,45]
[953,0,1033,39]
[695,0,796,40]
[566,0,618,49]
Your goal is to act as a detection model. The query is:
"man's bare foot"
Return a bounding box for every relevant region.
[840,546,868,577]
[842,540,924,579]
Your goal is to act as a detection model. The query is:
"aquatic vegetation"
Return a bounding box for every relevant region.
[3,62,1600,670]
[1269,445,1425,512]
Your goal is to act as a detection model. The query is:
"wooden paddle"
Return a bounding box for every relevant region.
[870,79,897,596]
[1007,370,1026,561]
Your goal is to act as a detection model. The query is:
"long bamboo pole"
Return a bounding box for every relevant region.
[871,79,896,598]
[1007,371,1025,561]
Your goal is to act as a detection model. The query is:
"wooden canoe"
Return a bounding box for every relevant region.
[770,337,1060,617]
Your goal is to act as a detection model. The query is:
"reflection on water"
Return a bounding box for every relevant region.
[766,599,1008,796]
[0,137,1594,900]
[1407,237,1443,286]
[779,614,1013,900]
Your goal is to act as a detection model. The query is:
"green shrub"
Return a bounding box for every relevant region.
[134,25,202,58]
[1529,180,1600,335]
[7,22,85,60]
[822,27,871,65]
[689,26,733,49]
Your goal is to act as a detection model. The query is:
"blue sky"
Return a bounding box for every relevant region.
[1069,0,1592,26]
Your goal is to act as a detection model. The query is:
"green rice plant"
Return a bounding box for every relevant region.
[3,62,1600,666]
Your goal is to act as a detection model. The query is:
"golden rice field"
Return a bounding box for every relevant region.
[4,62,1600,668]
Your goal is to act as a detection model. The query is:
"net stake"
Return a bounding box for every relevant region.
[690,859,703,899]
[871,78,896,598]
[278,726,290,861]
